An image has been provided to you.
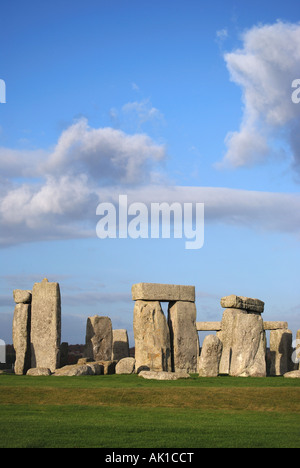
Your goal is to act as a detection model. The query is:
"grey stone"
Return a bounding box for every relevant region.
[60,342,68,368]
[220,295,264,313]
[13,289,32,304]
[84,316,112,361]
[26,367,51,376]
[53,364,94,376]
[218,308,238,375]
[196,322,222,331]
[198,335,223,377]
[112,329,129,360]
[132,283,195,302]
[30,278,61,373]
[133,300,171,373]
[95,360,117,374]
[115,357,135,374]
[283,370,300,379]
[138,370,190,380]
[269,329,293,376]
[12,303,31,375]
[263,321,288,330]
[168,301,199,373]
[229,310,266,377]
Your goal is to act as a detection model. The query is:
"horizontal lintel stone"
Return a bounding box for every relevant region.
[263,321,288,330]
[196,321,222,331]
[131,283,195,302]
[220,295,264,313]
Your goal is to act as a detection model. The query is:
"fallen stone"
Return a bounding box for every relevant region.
[198,335,223,377]
[168,301,199,373]
[112,329,129,360]
[220,295,264,313]
[12,303,31,375]
[138,370,190,380]
[229,310,266,377]
[132,283,195,302]
[53,364,94,376]
[115,357,135,374]
[283,370,300,378]
[26,367,51,376]
[133,300,171,373]
[86,362,104,375]
[13,289,32,304]
[30,278,61,373]
[85,316,113,361]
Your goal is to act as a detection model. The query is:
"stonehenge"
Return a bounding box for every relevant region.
[9,279,299,378]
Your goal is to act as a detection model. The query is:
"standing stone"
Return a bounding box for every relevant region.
[112,329,129,360]
[84,316,113,361]
[229,310,266,377]
[30,278,61,373]
[133,300,171,373]
[198,335,223,377]
[269,329,293,376]
[12,303,31,375]
[296,330,300,370]
[168,301,199,373]
[60,342,69,367]
[217,308,238,375]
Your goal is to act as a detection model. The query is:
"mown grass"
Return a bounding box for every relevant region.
[0,374,299,448]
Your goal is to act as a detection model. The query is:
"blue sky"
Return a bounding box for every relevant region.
[0,0,299,347]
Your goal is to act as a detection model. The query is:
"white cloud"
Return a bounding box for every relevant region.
[217,21,300,172]
[44,118,166,185]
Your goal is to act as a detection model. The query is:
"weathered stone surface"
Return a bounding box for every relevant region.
[218,308,238,375]
[132,283,195,302]
[296,330,300,370]
[263,321,288,330]
[269,329,293,376]
[229,310,266,377]
[84,316,112,361]
[220,295,264,313]
[30,279,61,373]
[112,329,129,360]
[196,322,222,331]
[115,357,135,374]
[138,370,190,380]
[198,335,223,377]
[86,362,104,375]
[26,367,51,376]
[168,301,199,373]
[13,289,32,304]
[53,364,94,376]
[133,300,171,373]
[283,370,300,378]
[12,303,31,375]
[96,360,117,374]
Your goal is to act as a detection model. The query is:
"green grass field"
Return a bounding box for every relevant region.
[0,373,299,448]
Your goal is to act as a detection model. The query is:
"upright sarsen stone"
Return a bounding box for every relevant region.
[112,329,129,360]
[133,300,171,373]
[269,329,293,376]
[30,279,61,373]
[85,316,113,361]
[13,303,31,375]
[229,310,266,377]
[168,301,199,373]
